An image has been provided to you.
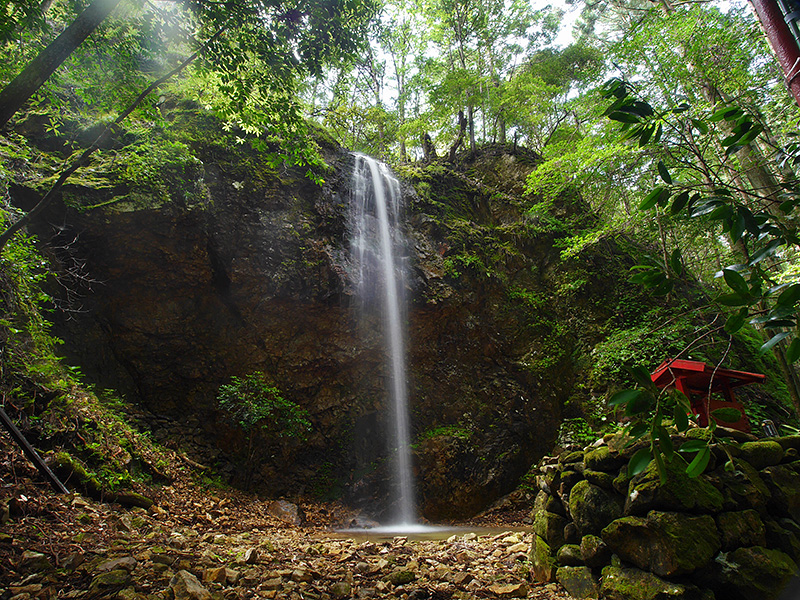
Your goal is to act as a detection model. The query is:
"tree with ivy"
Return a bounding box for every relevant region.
[216,372,311,489]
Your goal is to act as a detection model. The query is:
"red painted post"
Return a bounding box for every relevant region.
[750,0,800,107]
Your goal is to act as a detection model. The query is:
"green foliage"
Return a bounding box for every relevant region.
[216,372,311,442]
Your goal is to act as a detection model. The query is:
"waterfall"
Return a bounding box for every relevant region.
[350,153,416,526]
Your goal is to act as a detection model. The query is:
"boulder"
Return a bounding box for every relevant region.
[709,459,770,512]
[600,565,711,600]
[695,546,796,600]
[534,489,565,516]
[625,457,723,515]
[569,480,624,537]
[739,441,784,470]
[715,510,766,550]
[169,570,213,600]
[764,518,800,564]
[533,510,568,548]
[584,469,615,489]
[580,534,612,568]
[761,463,800,522]
[267,500,303,525]
[584,446,625,473]
[601,511,720,577]
[556,566,599,599]
[556,544,583,566]
[530,534,555,583]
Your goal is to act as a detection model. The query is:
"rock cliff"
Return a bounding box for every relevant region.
[9,106,784,520]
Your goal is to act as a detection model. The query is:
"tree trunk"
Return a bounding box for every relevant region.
[0,0,123,128]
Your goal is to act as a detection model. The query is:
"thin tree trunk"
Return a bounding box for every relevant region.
[0,0,124,128]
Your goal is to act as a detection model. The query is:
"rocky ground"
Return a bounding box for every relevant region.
[0,435,571,600]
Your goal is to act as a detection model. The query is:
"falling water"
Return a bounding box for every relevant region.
[350,153,416,526]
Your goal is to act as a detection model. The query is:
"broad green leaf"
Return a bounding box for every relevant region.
[657,426,674,461]
[708,106,743,122]
[711,407,744,423]
[669,248,682,276]
[777,283,800,307]
[609,111,641,124]
[786,338,800,363]
[722,269,749,296]
[690,118,708,135]
[626,392,653,416]
[763,319,796,329]
[629,365,654,388]
[657,161,672,184]
[639,124,654,146]
[686,446,711,478]
[652,278,674,296]
[653,123,663,143]
[730,213,746,244]
[738,124,764,145]
[673,405,689,432]
[724,309,747,334]
[717,293,750,307]
[653,446,667,484]
[749,239,783,266]
[678,439,708,453]
[673,390,692,412]
[670,191,690,215]
[626,422,650,441]
[609,389,642,407]
[640,186,666,210]
[761,331,791,354]
[628,447,652,478]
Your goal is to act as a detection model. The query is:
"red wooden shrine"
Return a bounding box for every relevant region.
[650,359,766,433]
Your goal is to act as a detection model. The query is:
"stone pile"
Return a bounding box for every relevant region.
[529,431,800,600]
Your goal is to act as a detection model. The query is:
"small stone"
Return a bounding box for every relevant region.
[267,500,303,525]
[292,568,313,583]
[97,556,137,573]
[487,582,529,598]
[556,544,584,566]
[556,566,599,599]
[202,566,227,583]
[453,572,473,586]
[330,581,352,598]
[20,551,52,572]
[263,578,283,591]
[387,570,415,586]
[243,547,259,564]
[90,569,132,591]
[169,569,212,600]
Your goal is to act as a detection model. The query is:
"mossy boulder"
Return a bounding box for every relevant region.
[601,511,721,577]
[530,534,555,583]
[695,546,796,600]
[584,469,615,489]
[556,544,583,566]
[764,518,800,564]
[569,479,624,537]
[739,441,784,470]
[716,509,766,550]
[580,534,612,568]
[534,489,565,516]
[533,510,568,548]
[710,459,770,512]
[584,445,625,473]
[600,565,711,600]
[556,566,599,599]
[625,457,723,515]
[761,463,800,521]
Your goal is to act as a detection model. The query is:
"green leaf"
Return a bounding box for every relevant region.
[639,124,655,147]
[686,446,711,478]
[777,283,800,307]
[717,293,750,307]
[626,392,653,416]
[724,309,747,334]
[609,389,642,407]
[629,365,654,388]
[657,426,674,461]
[653,445,667,484]
[786,338,800,363]
[761,331,791,354]
[669,248,682,276]
[737,124,764,145]
[673,405,689,432]
[678,439,708,453]
[708,106,744,122]
[690,118,708,135]
[723,269,750,296]
[711,407,744,424]
[657,161,672,185]
[640,186,666,211]
[628,447,652,478]
[670,191,690,215]
[627,422,650,441]
[749,239,783,266]
[609,111,642,124]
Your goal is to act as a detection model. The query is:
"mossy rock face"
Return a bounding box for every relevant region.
[776,435,800,451]
[739,441,784,470]
[626,457,723,516]
[556,544,583,566]
[695,546,796,600]
[584,469,615,490]
[600,565,711,600]
[710,459,770,512]
[601,511,720,577]
[580,534,612,568]
[560,450,585,465]
[765,518,800,563]
[761,463,800,522]
[530,534,555,583]
[584,446,625,473]
[556,566,599,599]
[569,479,624,537]
[533,510,568,548]
[716,509,766,550]
[534,489,565,516]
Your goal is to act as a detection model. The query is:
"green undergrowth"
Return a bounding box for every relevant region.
[0,229,175,500]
